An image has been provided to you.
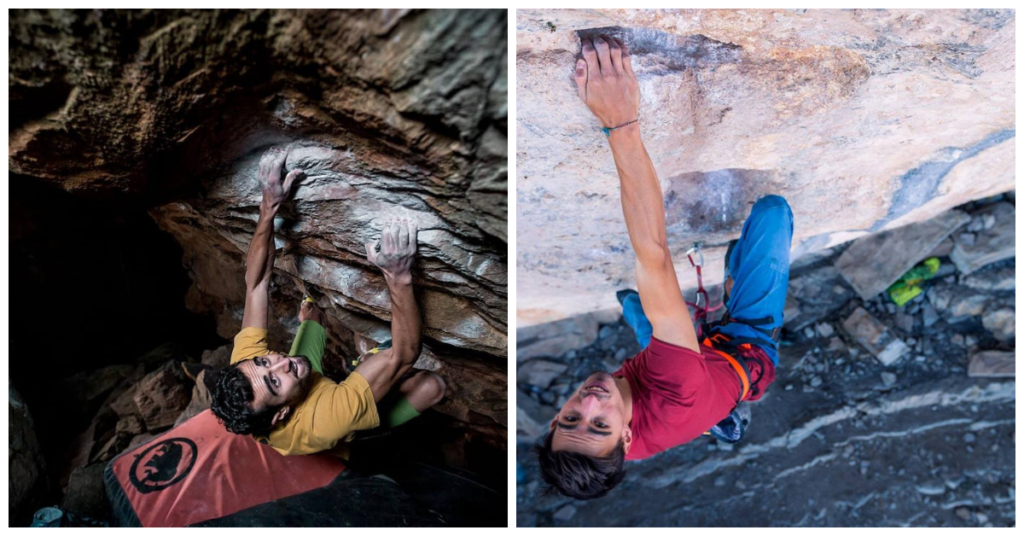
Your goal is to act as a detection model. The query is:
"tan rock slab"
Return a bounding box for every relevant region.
[968,351,1015,378]
[835,209,969,300]
[842,307,909,366]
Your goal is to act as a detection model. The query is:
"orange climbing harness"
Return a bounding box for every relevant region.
[702,334,752,403]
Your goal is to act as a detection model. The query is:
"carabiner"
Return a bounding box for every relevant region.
[685,242,704,268]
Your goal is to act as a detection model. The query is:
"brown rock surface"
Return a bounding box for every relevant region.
[516,9,1014,326]
[61,464,110,521]
[132,361,193,431]
[10,10,507,447]
[9,387,49,526]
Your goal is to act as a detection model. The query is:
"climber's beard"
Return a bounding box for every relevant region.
[292,356,316,401]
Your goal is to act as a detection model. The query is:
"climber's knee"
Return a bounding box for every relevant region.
[402,371,446,412]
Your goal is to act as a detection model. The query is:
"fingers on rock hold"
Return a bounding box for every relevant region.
[581,39,599,73]
[574,59,588,100]
[607,36,623,72]
[620,39,635,76]
[593,36,612,73]
[398,220,410,248]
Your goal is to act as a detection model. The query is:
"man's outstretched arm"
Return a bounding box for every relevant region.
[575,36,700,353]
[240,148,303,330]
[354,218,423,401]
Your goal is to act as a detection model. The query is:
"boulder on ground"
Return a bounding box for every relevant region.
[842,307,909,366]
[201,345,232,369]
[928,287,991,322]
[516,388,557,441]
[784,266,855,331]
[517,407,547,440]
[961,264,1015,292]
[55,364,135,413]
[61,464,110,522]
[982,308,1015,342]
[517,313,601,361]
[968,351,1015,378]
[132,361,191,432]
[518,360,569,389]
[950,202,1015,275]
[174,369,214,427]
[836,209,969,300]
[9,386,49,526]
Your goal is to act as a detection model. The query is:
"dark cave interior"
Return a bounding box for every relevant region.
[8,176,506,526]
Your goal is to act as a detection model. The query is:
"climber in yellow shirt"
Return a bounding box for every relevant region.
[208,147,445,456]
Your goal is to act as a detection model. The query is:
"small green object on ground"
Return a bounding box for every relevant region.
[887,257,941,306]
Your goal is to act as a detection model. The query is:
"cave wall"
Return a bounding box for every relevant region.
[515,9,1014,326]
[10,9,508,446]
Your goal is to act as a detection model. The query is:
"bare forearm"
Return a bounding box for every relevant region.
[608,124,670,264]
[385,274,421,368]
[357,217,421,393]
[609,124,700,351]
[245,202,278,289]
[241,148,301,330]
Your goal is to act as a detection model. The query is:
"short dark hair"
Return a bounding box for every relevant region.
[209,364,277,436]
[534,431,627,500]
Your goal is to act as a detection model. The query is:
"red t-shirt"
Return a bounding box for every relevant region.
[615,337,776,461]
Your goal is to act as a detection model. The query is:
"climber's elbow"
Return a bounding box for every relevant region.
[634,240,672,270]
[391,339,422,366]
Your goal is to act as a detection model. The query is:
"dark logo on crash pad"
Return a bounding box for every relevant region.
[129,438,198,494]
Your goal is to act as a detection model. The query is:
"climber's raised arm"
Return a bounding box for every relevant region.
[240,148,303,330]
[353,218,423,401]
[574,36,700,354]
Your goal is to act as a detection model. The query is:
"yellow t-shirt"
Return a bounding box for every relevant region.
[229,327,380,456]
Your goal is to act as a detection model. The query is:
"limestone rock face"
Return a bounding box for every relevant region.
[10,10,508,447]
[516,9,1014,325]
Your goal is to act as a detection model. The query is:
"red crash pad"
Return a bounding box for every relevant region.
[105,409,347,527]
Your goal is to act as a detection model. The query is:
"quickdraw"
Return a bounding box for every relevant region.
[683,242,724,339]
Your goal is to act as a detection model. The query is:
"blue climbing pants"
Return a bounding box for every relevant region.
[621,194,794,366]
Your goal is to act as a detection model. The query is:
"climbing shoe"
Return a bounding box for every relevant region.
[344,339,393,375]
[616,288,639,306]
[707,403,751,444]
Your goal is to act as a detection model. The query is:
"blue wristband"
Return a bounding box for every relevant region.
[601,118,638,137]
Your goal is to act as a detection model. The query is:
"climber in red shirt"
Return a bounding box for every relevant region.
[535,36,793,500]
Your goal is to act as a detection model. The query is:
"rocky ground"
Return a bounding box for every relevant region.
[516,193,1015,527]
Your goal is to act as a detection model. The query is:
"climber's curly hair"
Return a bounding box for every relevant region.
[534,431,627,500]
[209,363,277,437]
